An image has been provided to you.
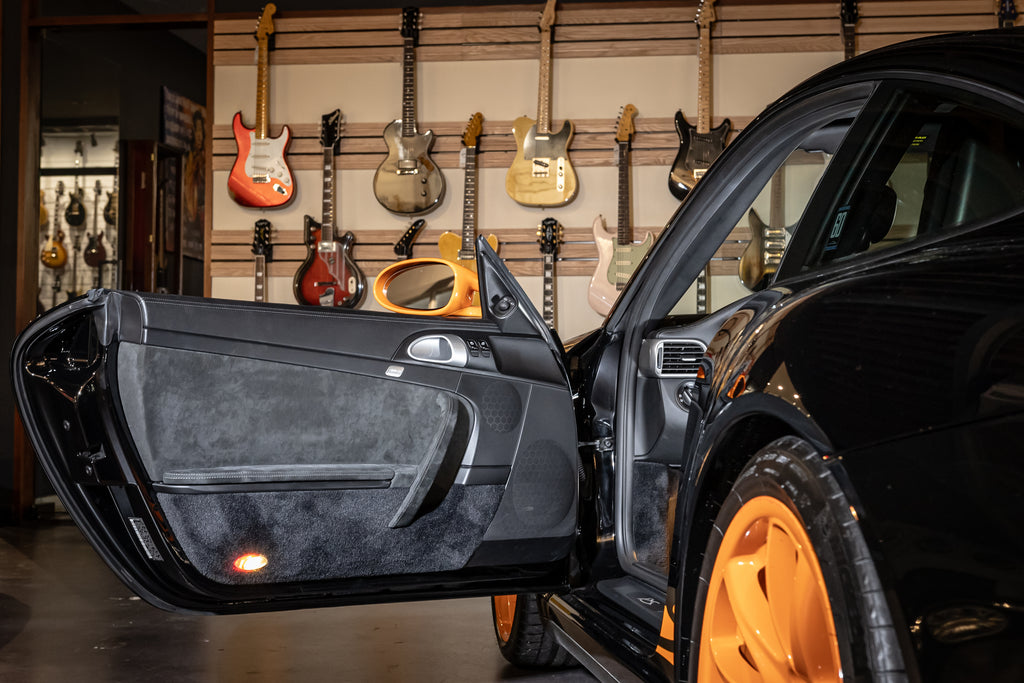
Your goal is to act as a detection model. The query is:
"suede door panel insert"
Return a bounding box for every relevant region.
[116,343,462,498]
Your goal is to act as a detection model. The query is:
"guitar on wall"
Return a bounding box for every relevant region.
[438,113,498,271]
[537,217,563,330]
[394,219,427,260]
[506,0,578,207]
[228,3,295,208]
[84,180,108,288]
[668,0,730,201]
[840,0,858,60]
[373,7,444,215]
[41,181,68,270]
[589,104,653,315]
[294,109,365,308]
[1000,0,1018,27]
[252,218,273,303]
[738,168,788,291]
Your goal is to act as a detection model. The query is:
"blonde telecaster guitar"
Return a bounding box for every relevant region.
[439,113,498,270]
[589,105,653,315]
[505,0,577,207]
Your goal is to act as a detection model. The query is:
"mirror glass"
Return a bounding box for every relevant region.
[385,264,455,310]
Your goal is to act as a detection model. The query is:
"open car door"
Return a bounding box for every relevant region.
[12,244,579,614]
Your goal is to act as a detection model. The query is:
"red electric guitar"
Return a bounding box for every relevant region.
[293,109,364,308]
[227,3,295,208]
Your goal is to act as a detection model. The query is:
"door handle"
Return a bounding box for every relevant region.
[406,334,468,367]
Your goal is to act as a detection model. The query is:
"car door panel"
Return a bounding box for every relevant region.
[14,258,578,612]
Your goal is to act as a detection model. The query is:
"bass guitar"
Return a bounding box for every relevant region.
[373,7,444,215]
[537,217,562,330]
[228,3,295,208]
[589,104,653,315]
[668,0,730,200]
[252,218,273,303]
[394,219,426,260]
[294,109,365,308]
[506,0,577,207]
[41,181,68,270]
[438,113,498,271]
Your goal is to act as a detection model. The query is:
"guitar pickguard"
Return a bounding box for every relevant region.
[506,117,578,207]
[373,120,445,215]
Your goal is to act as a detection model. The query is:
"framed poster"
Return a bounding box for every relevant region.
[161,86,206,261]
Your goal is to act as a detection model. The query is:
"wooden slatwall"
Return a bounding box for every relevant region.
[209,0,1015,283]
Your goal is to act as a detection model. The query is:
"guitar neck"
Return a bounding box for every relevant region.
[769,167,785,227]
[321,146,335,242]
[255,35,271,140]
[696,23,713,135]
[616,140,632,246]
[536,29,553,135]
[254,254,266,302]
[542,252,556,328]
[842,22,856,60]
[696,262,711,314]
[460,146,478,259]
[401,37,418,137]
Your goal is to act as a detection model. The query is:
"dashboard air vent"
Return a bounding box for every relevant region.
[656,340,706,377]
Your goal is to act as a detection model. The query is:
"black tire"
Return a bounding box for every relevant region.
[491,593,577,668]
[687,436,907,682]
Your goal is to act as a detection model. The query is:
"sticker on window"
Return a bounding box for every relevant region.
[824,205,851,252]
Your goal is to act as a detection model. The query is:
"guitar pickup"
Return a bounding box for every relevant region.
[532,157,551,177]
[397,160,419,174]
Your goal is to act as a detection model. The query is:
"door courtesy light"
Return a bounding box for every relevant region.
[233,553,268,572]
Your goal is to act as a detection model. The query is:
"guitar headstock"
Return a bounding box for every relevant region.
[616,104,638,143]
[539,0,557,32]
[401,7,420,44]
[321,109,343,154]
[537,217,563,255]
[999,0,1018,26]
[840,0,859,26]
[256,3,277,42]
[394,218,426,259]
[696,0,717,27]
[94,179,103,197]
[251,218,273,259]
[462,112,484,148]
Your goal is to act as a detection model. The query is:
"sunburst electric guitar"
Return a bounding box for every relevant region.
[373,7,444,215]
[439,113,498,271]
[505,0,577,207]
[41,181,68,270]
[294,109,365,308]
[228,3,295,208]
[589,105,653,315]
[668,0,730,201]
[537,217,563,330]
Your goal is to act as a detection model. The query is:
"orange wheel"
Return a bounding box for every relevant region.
[688,437,905,683]
[698,495,840,682]
[493,594,517,644]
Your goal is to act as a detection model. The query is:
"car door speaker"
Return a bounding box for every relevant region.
[509,439,575,528]
[480,381,523,434]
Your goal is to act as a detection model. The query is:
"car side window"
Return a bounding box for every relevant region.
[807,88,1024,269]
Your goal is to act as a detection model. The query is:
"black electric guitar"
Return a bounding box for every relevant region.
[537,217,563,330]
[1000,0,1019,27]
[372,7,444,215]
[438,113,498,271]
[65,140,87,228]
[840,0,859,60]
[252,218,273,303]
[394,219,427,260]
[294,109,365,308]
[506,0,578,207]
[84,180,107,280]
[668,0,730,201]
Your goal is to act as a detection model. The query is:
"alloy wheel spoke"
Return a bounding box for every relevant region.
[722,550,790,682]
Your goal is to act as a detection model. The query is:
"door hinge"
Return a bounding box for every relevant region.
[580,436,614,452]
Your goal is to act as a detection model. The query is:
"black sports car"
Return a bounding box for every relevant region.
[12,28,1024,683]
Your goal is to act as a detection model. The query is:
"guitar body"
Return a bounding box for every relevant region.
[738,208,787,290]
[84,232,106,268]
[589,215,654,315]
[373,120,445,215]
[41,230,68,269]
[506,116,578,207]
[65,190,86,227]
[437,231,498,273]
[293,215,364,308]
[668,110,731,200]
[104,191,117,226]
[228,112,295,208]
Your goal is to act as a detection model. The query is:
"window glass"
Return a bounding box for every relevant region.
[810,90,1024,268]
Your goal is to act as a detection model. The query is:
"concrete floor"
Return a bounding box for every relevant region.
[0,516,594,682]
